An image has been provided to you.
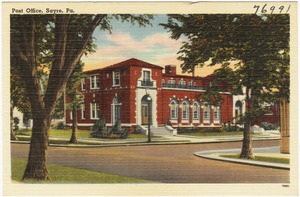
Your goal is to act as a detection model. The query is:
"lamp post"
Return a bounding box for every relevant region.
[147,94,152,143]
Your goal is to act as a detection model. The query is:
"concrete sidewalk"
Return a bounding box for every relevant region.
[194,146,290,170]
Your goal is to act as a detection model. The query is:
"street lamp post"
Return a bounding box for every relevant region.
[147,94,152,143]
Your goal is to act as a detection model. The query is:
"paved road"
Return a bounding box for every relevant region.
[11,140,289,183]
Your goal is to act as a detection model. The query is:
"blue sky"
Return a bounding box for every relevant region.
[82,14,216,76]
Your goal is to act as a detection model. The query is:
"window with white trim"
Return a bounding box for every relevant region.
[193,102,200,120]
[112,97,121,124]
[81,103,86,119]
[182,101,189,120]
[189,81,193,86]
[113,71,120,86]
[81,78,86,91]
[90,103,99,119]
[168,79,175,84]
[143,70,151,81]
[178,80,186,85]
[170,100,178,119]
[203,105,211,122]
[214,106,220,122]
[90,75,100,89]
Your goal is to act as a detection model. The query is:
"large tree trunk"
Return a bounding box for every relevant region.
[240,122,254,159]
[69,107,78,143]
[239,86,254,159]
[22,112,51,180]
[10,101,17,140]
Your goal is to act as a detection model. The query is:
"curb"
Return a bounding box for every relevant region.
[194,149,290,170]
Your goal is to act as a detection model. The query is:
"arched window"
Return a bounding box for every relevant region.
[193,102,200,120]
[170,100,178,119]
[182,100,189,120]
[178,80,186,86]
[112,97,121,124]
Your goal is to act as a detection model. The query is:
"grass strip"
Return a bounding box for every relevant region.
[12,158,153,183]
[220,154,289,164]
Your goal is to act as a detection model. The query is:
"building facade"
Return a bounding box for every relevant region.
[65,58,247,131]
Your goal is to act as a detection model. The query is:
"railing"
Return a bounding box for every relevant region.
[140,80,154,87]
[162,83,207,90]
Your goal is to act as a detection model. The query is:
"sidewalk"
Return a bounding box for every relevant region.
[13,132,289,169]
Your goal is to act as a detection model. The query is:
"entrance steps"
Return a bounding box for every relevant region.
[137,125,173,136]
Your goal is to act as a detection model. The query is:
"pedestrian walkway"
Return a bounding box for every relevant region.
[194,146,290,170]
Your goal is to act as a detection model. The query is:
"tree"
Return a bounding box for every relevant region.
[66,61,86,144]
[10,67,31,140]
[11,14,153,180]
[161,14,289,159]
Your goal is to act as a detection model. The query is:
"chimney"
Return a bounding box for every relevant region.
[165,65,177,75]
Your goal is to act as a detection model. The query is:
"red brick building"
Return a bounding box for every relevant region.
[65,58,246,131]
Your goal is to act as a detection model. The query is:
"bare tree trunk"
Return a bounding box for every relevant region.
[10,101,17,140]
[240,122,254,159]
[22,112,51,180]
[69,107,78,143]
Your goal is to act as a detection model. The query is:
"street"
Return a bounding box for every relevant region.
[11,140,289,183]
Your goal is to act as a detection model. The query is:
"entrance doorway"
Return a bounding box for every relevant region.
[141,95,152,125]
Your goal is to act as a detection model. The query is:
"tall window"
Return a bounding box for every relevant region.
[203,105,211,122]
[214,106,220,123]
[90,103,99,119]
[143,70,151,81]
[168,79,175,84]
[170,100,178,119]
[81,103,86,119]
[81,78,86,91]
[182,100,189,120]
[113,71,120,86]
[193,102,200,120]
[90,75,100,89]
[112,97,121,124]
[178,80,186,86]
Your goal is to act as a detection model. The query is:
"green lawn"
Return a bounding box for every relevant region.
[17,129,92,138]
[220,154,290,164]
[12,158,152,183]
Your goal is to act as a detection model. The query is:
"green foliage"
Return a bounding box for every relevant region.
[91,118,128,139]
[161,14,290,126]
[260,122,279,130]
[13,117,20,131]
[91,117,107,137]
[52,122,67,130]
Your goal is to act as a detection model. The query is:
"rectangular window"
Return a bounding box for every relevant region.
[143,70,150,81]
[168,79,175,84]
[179,80,186,85]
[90,103,99,119]
[113,71,120,86]
[81,104,85,119]
[90,75,100,89]
[81,78,86,91]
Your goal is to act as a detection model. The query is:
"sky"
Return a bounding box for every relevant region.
[82,14,217,77]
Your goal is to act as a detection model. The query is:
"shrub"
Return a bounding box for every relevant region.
[91,117,107,138]
[260,122,279,130]
[53,122,67,130]
[13,117,20,131]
